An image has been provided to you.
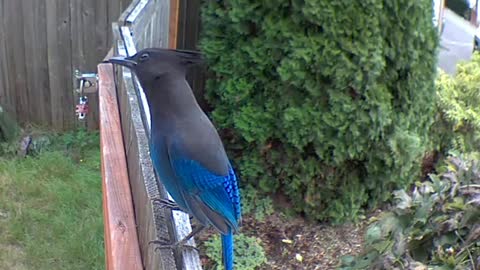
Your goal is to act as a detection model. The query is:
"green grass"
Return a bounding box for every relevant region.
[0,131,104,270]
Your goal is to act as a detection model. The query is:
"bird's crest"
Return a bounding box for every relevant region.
[170,49,204,65]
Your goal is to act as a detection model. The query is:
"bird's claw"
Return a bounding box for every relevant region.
[149,240,199,252]
[151,198,182,211]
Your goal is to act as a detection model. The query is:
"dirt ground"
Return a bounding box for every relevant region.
[198,212,367,270]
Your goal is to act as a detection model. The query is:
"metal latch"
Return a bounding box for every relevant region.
[73,70,98,120]
[73,70,98,94]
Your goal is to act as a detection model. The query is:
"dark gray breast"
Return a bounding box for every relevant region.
[174,113,230,176]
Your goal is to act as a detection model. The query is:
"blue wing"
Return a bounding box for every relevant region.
[168,142,241,234]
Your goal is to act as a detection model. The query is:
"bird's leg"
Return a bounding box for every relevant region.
[149,224,205,252]
[151,197,183,211]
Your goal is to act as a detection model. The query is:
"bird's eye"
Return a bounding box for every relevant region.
[139,53,150,62]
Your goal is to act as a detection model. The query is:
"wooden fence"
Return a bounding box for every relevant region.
[0,0,204,131]
[0,0,131,130]
[105,0,202,269]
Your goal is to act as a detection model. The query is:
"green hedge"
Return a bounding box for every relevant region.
[339,48,480,270]
[201,0,439,221]
[433,54,480,155]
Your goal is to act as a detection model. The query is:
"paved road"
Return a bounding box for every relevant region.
[438,9,476,74]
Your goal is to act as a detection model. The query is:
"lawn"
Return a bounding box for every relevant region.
[0,131,104,270]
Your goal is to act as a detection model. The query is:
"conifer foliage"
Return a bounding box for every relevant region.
[200,0,438,221]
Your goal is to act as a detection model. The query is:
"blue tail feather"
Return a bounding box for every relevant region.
[222,233,234,270]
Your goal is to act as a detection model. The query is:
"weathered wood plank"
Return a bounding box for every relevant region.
[157,0,171,48]
[33,1,51,126]
[70,1,86,72]
[1,0,194,130]
[130,1,156,49]
[119,0,142,25]
[4,0,28,124]
[115,23,177,270]
[96,0,109,62]
[46,0,74,130]
[107,0,131,47]
[177,0,206,110]
[169,0,180,49]
[167,3,203,267]
[21,0,39,124]
[119,65,178,270]
[70,0,100,130]
[69,0,85,129]
[99,63,143,270]
[84,0,99,130]
[116,8,202,266]
[126,0,150,24]
[122,7,202,267]
[0,0,15,119]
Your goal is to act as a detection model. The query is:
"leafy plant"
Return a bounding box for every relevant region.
[241,184,274,221]
[0,141,18,157]
[204,233,267,270]
[0,105,19,143]
[57,129,99,152]
[433,56,480,155]
[201,0,439,221]
[338,154,480,270]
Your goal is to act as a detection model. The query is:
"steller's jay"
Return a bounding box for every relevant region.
[108,48,241,270]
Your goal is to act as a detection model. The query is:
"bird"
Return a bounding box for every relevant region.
[108,48,241,270]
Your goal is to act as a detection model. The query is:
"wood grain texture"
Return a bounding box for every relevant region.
[0,0,15,118]
[177,0,206,110]
[0,0,131,130]
[115,3,203,267]
[99,63,143,270]
[118,0,140,25]
[155,0,170,48]
[46,0,74,130]
[118,62,177,270]
[169,0,180,49]
[33,0,50,125]
[21,0,39,123]
[114,22,178,270]
[4,0,28,124]
[165,2,203,268]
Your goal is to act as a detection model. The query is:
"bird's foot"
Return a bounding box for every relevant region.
[151,198,182,211]
[149,239,199,253]
[149,224,205,253]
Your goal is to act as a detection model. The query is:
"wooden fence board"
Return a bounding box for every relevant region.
[115,22,178,270]
[0,0,132,130]
[21,0,39,124]
[169,0,180,49]
[0,0,202,131]
[113,1,203,267]
[118,64,177,270]
[177,0,206,110]
[33,0,51,126]
[79,0,97,129]
[153,0,170,48]
[0,0,14,117]
[4,0,28,124]
[46,0,75,130]
[99,63,143,270]
[107,0,127,46]
[19,0,51,126]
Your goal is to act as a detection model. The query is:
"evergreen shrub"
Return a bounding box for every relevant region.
[201,0,438,221]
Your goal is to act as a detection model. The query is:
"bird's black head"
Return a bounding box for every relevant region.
[108,48,203,84]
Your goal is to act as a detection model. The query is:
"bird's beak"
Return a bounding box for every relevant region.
[106,56,137,68]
